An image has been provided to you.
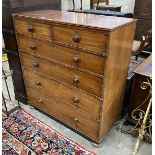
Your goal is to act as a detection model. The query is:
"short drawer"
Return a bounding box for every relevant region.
[27,87,99,140]
[17,35,105,75]
[23,69,101,118]
[20,52,103,97]
[14,18,51,40]
[53,25,108,53]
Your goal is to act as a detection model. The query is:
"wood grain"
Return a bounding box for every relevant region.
[20,52,103,97]
[17,34,106,75]
[27,87,99,140]
[13,10,136,31]
[13,10,136,143]
[99,22,136,141]
[23,68,101,118]
[53,24,108,53]
[14,19,51,40]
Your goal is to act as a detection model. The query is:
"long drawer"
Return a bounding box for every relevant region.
[53,24,108,53]
[17,35,105,75]
[23,69,101,118]
[20,52,103,96]
[14,19,51,40]
[27,87,99,140]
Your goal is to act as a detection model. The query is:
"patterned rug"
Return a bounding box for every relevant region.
[2,109,95,155]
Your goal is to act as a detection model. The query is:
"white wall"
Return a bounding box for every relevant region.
[61,0,135,13]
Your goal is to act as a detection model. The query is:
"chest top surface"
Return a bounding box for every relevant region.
[13,9,136,31]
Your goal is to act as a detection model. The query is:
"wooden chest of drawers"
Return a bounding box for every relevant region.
[13,10,136,144]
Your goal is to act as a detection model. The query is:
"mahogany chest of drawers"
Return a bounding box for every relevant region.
[13,10,136,144]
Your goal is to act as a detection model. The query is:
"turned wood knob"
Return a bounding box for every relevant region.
[35,81,41,86]
[30,44,37,50]
[72,96,80,104]
[27,25,34,32]
[73,76,80,84]
[38,99,42,103]
[73,117,79,123]
[72,34,81,43]
[32,62,39,67]
[73,55,80,63]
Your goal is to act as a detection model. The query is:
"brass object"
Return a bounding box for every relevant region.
[116,78,152,155]
[132,80,152,155]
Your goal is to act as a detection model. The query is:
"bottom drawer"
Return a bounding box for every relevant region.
[27,87,99,140]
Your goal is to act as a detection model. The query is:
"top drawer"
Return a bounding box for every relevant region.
[53,25,108,53]
[14,19,51,40]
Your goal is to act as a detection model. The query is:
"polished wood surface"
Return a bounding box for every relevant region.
[99,23,136,140]
[27,87,99,139]
[13,10,136,31]
[53,25,108,53]
[17,35,105,75]
[20,52,103,96]
[14,19,51,40]
[23,69,100,118]
[13,10,136,143]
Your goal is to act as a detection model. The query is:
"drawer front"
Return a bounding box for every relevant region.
[23,69,100,118]
[17,35,105,75]
[27,87,99,139]
[53,25,108,53]
[20,52,103,97]
[14,19,51,40]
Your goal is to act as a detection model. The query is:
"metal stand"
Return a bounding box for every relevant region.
[2,67,21,117]
[132,97,152,155]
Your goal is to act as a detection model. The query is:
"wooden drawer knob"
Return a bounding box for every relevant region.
[72,34,81,43]
[72,96,80,104]
[30,44,37,50]
[38,99,42,103]
[73,76,80,84]
[32,62,39,67]
[73,55,80,63]
[73,117,79,123]
[35,81,41,86]
[27,25,34,32]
